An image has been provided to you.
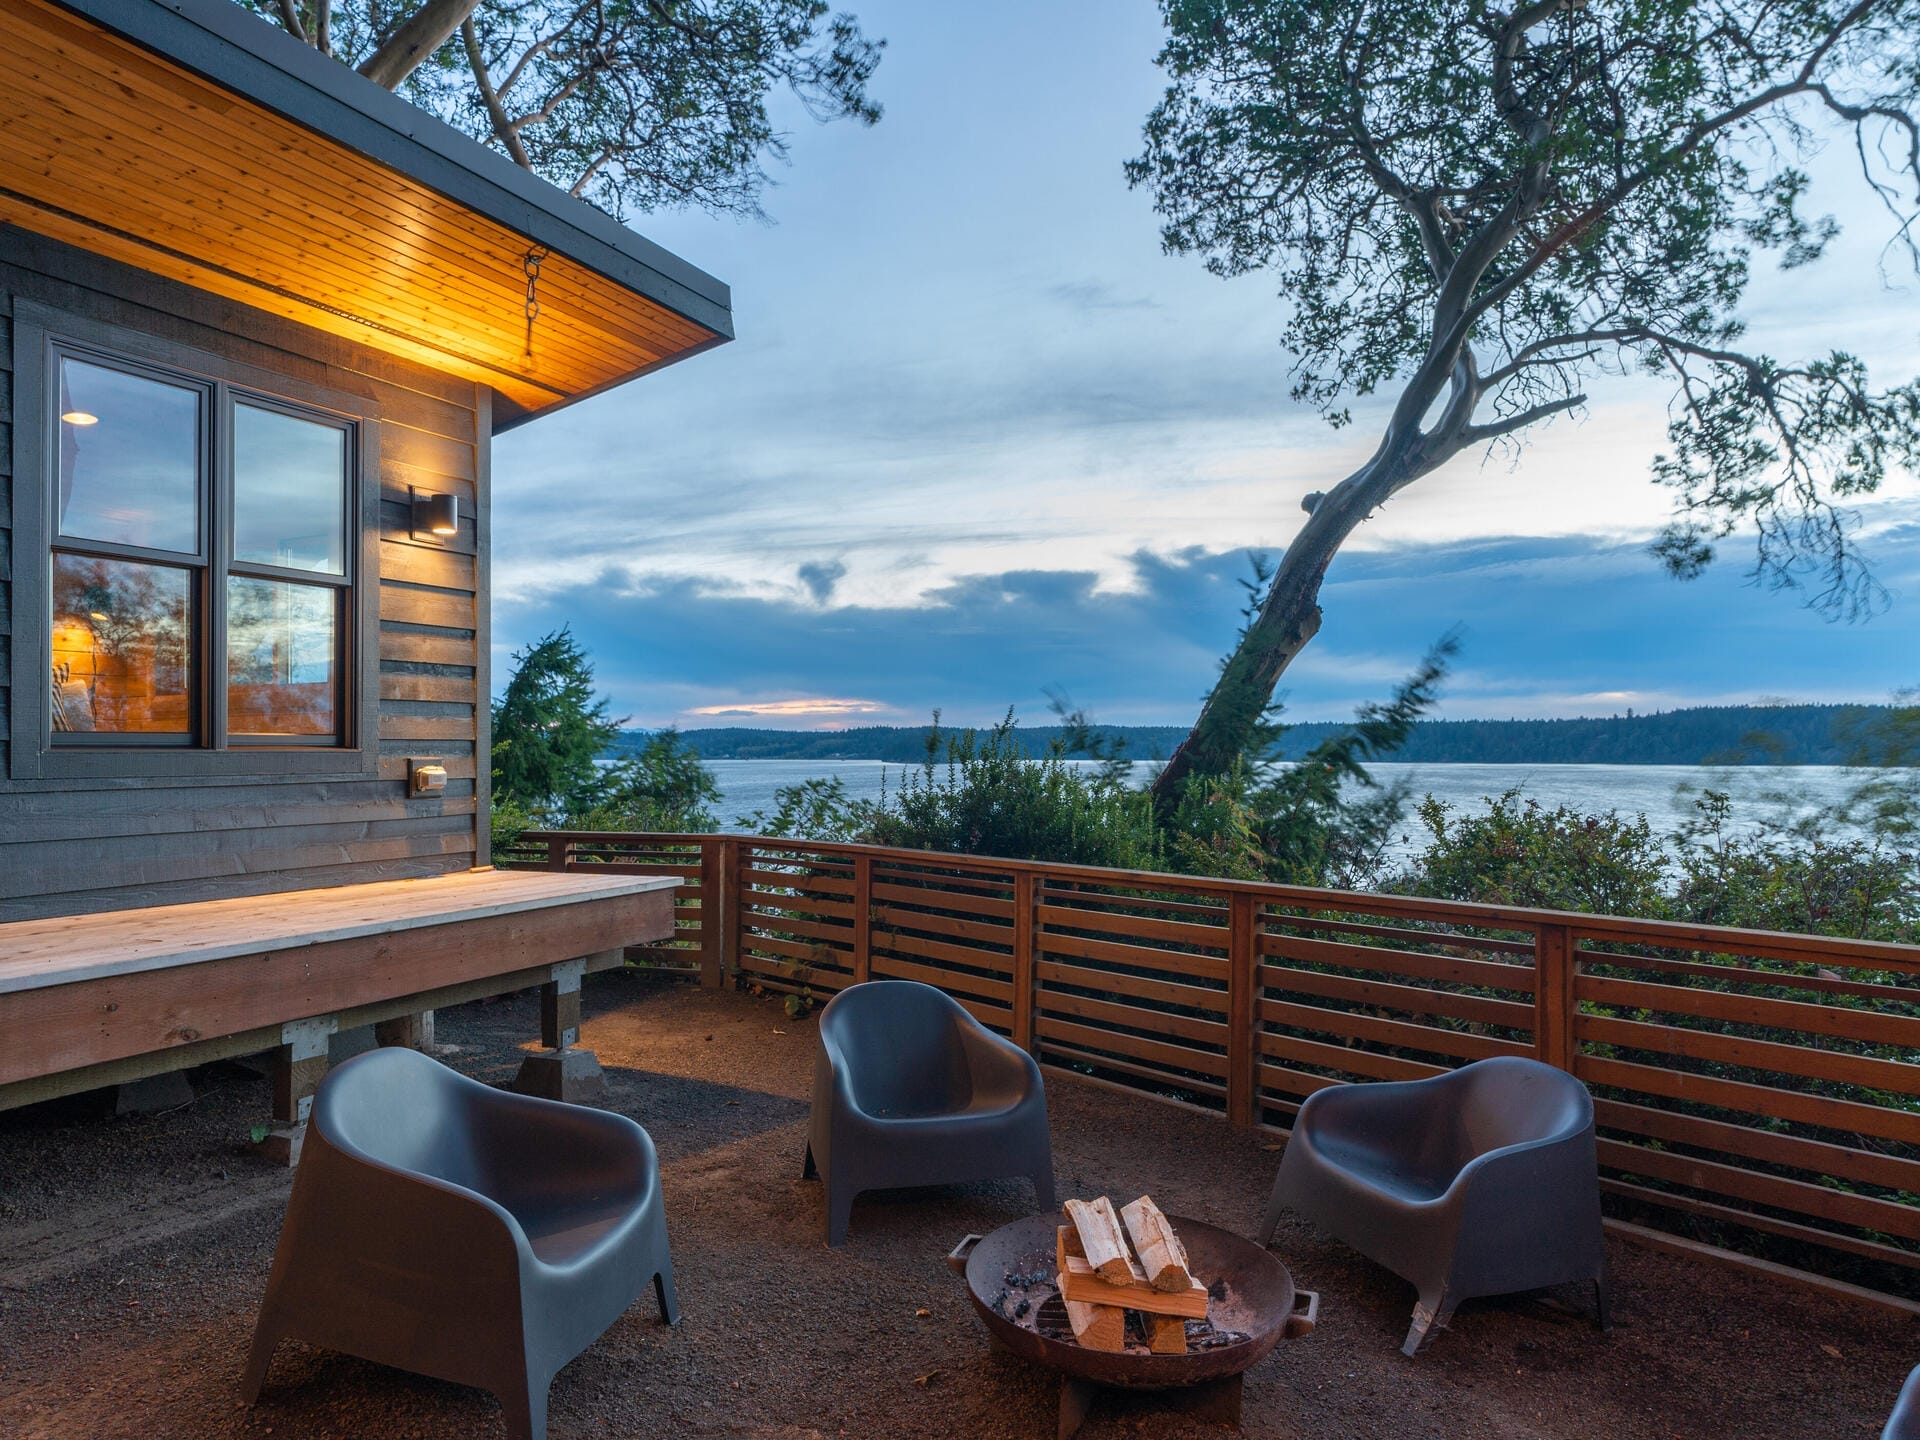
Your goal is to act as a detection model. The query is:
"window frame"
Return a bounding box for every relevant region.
[9,300,381,782]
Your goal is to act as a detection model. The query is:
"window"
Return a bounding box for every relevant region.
[47,347,355,748]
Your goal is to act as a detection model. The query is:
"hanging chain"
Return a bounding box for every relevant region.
[522,245,549,359]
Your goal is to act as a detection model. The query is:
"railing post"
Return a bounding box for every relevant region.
[1012,869,1037,1055]
[696,837,722,988]
[706,836,739,986]
[1227,892,1259,1130]
[1534,923,1578,1072]
[851,852,873,984]
[546,835,572,872]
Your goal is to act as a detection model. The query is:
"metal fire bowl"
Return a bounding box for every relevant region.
[950,1213,1315,1391]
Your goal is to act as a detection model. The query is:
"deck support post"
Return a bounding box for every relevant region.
[375,1010,435,1051]
[514,955,610,1104]
[260,1016,336,1166]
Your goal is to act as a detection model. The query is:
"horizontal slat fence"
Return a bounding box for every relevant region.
[510,831,1920,1296]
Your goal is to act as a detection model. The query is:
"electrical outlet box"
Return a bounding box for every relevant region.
[409,759,448,795]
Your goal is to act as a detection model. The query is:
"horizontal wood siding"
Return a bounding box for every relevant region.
[0,230,485,918]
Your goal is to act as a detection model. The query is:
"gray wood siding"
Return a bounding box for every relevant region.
[0,228,489,919]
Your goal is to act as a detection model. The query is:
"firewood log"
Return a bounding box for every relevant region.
[1120,1195,1193,1293]
[1058,1255,1209,1318]
[1147,1313,1188,1355]
[1059,1286,1126,1352]
[1063,1196,1134,1284]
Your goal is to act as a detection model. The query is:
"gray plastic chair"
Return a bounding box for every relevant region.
[804,979,1055,1245]
[1258,1054,1607,1355]
[242,1046,676,1440]
[1885,1364,1920,1439]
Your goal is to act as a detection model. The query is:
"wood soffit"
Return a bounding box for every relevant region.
[0,0,731,424]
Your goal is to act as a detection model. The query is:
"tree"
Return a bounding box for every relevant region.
[491,626,621,817]
[1130,0,1920,808]
[247,0,882,217]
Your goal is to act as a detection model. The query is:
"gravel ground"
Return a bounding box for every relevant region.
[1,973,1914,1440]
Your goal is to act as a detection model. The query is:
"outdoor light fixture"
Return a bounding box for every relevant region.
[410,488,460,538]
[61,411,98,426]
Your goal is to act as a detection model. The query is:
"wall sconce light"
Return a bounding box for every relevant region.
[410,488,460,538]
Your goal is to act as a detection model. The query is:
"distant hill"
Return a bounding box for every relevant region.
[610,703,1899,767]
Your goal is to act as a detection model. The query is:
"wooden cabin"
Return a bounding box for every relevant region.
[0,0,732,1152]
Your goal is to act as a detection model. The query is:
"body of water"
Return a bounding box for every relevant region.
[707,758,1890,861]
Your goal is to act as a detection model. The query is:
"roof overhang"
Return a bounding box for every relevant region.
[0,0,732,431]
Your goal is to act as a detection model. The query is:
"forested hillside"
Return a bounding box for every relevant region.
[609,704,1897,766]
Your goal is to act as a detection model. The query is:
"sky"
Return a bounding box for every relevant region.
[491,0,1920,731]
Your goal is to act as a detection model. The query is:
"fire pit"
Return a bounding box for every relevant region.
[948,1213,1316,1439]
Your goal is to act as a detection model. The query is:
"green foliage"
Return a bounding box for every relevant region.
[490,627,622,820]
[249,1,883,220]
[571,729,723,833]
[1162,637,1455,886]
[1129,0,1920,613]
[737,776,875,841]
[490,631,721,840]
[1399,780,1919,944]
[1406,790,1674,917]
[862,712,1163,871]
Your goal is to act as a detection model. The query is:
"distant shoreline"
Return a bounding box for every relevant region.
[610,702,1901,767]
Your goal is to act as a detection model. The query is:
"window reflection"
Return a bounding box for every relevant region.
[226,578,337,737]
[233,404,347,575]
[50,555,193,736]
[57,358,201,554]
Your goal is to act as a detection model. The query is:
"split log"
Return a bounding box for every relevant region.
[1120,1195,1193,1294]
[1063,1196,1135,1284]
[1056,1225,1085,1274]
[1059,1285,1126,1352]
[1058,1255,1209,1318]
[1147,1314,1188,1355]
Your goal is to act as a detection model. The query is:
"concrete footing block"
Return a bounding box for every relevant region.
[513,1047,608,1105]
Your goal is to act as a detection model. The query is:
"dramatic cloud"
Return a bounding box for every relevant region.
[496,526,1920,730]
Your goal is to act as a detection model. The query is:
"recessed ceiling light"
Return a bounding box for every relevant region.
[62,410,99,426]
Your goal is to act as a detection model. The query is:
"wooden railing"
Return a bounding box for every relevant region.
[502,830,1920,1293]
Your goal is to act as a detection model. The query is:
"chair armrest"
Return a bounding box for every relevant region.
[469,1091,660,1216]
[288,1134,530,1287]
[956,1013,1042,1104]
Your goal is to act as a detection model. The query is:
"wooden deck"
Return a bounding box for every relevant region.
[0,869,679,1127]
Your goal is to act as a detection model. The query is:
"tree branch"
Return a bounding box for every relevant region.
[275,0,308,45]
[360,0,485,90]
[1459,391,1587,446]
[461,17,534,169]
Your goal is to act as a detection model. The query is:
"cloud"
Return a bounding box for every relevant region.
[796,560,848,603]
[493,528,1920,730]
[688,697,888,718]
[1046,279,1160,311]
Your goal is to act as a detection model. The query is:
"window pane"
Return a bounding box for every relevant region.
[51,554,193,736]
[233,404,347,575]
[226,578,338,738]
[56,357,201,553]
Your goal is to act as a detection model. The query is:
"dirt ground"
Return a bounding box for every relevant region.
[1,974,1914,1440]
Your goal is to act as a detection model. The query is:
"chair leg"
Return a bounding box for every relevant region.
[654,1262,681,1326]
[1593,1269,1612,1334]
[498,1372,550,1440]
[1254,1172,1287,1247]
[1031,1165,1057,1212]
[826,1180,856,1247]
[239,1311,283,1403]
[1402,1288,1456,1358]
[802,1140,818,1181]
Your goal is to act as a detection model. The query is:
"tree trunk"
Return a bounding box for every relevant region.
[358,0,485,90]
[1149,445,1425,808]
